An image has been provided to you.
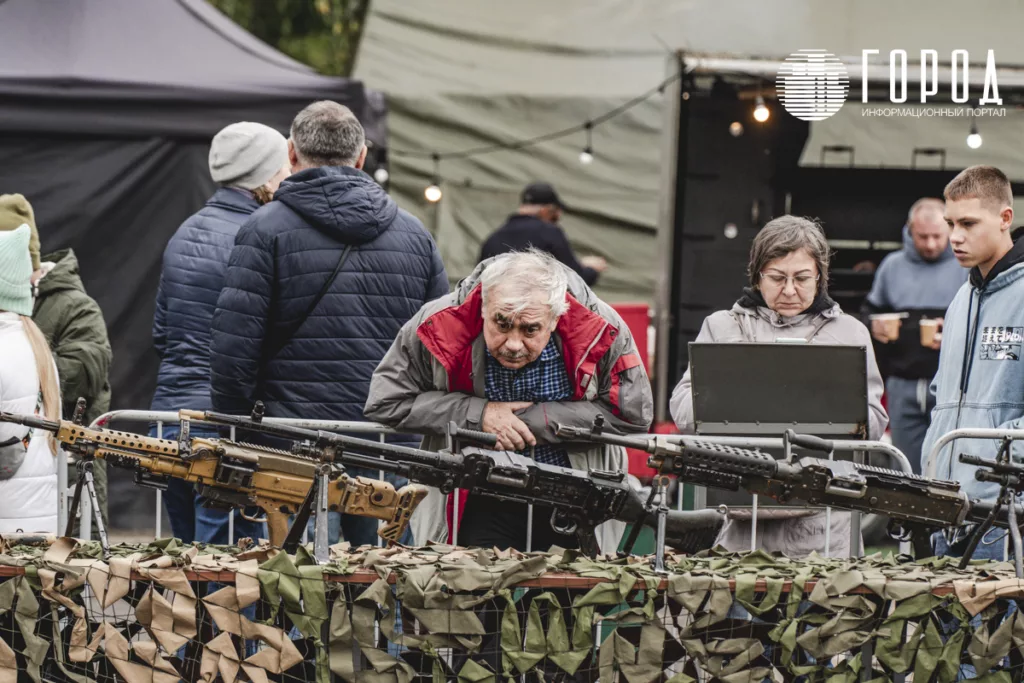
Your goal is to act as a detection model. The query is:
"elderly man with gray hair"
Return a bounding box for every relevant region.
[365,249,653,552]
[211,100,448,547]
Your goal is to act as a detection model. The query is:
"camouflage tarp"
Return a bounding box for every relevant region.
[1,536,1023,683]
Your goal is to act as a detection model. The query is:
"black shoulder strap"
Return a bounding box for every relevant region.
[268,244,354,359]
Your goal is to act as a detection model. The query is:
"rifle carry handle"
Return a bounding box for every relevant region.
[785,430,834,454]
[452,427,499,448]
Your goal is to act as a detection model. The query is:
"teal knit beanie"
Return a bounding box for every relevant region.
[0,224,33,316]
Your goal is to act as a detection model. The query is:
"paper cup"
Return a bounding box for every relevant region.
[871,313,903,341]
[920,319,939,347]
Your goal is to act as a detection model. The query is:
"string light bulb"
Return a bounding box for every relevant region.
[373,167,389,184]
[579,121,594,165]
[424,153,443,203]
[753,95,770,123]
[967,121,983,149]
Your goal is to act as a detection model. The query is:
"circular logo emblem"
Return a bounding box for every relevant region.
[776,49,850,121]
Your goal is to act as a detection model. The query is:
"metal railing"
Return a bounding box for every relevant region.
[924,427,1024,563]
[926,428,1024,478]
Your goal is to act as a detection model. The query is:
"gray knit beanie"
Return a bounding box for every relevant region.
[208,122,289,190]
[0,224,33,316]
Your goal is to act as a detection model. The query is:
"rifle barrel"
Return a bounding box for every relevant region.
[0,411,60,433]
[190,410,462,469]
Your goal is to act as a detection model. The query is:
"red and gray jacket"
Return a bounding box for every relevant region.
[364,259,653,544]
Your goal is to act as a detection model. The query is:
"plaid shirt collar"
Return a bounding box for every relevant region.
[484,337,572,467]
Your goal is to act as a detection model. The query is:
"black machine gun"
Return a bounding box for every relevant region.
[556,420,1024,571]
[181,406,724,560]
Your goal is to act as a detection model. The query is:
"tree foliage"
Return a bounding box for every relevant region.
[206,0,369,76]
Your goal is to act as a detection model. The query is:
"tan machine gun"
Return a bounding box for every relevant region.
[0,400,427,560]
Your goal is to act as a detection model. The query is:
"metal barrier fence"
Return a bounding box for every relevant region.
[66,410,916,557]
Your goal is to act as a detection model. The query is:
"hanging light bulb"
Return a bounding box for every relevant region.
[424,184,442,202]
[967,121,983,149]
[424,152,442,202]
[579,121,594,165]
[373,167,390,184]
[753,95,770,123]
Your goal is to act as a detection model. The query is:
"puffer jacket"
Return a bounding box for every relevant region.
[364,259,654,550]
[0,313,58,533]
[210,166,448,423]
[669,291,888,557]
[33,249,111,425]
[151,188,259,413]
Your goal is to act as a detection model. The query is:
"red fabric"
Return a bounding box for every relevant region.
[416,286,484,393]
[419,287,623,541]
[610,303,650,373]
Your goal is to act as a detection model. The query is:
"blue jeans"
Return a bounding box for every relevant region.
[154,424,267,544]
[932,527,1009,561]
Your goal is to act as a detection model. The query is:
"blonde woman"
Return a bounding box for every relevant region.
[0,224,60,533]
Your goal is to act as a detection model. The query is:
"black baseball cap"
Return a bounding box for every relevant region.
[520,182,563,208]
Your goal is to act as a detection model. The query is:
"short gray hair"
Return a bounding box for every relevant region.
[480,250,570,322]
[290,100,365,167]
[748,215,831,289]
[907,197,945,226]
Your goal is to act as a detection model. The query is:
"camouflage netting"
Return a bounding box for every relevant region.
[2,535,1024,683]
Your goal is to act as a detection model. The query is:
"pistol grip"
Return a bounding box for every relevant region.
[378,484,429,546]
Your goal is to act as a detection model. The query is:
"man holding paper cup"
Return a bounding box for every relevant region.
[862,198,967,473]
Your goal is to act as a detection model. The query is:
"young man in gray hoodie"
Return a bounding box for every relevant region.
[922,165,1024,560]
[862,198,968,473]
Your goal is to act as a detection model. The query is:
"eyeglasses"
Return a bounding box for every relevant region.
[759,272,820,291]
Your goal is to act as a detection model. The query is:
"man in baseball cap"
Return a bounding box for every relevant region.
[479,182,608,286]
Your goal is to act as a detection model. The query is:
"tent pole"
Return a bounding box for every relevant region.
[653,52,684,423]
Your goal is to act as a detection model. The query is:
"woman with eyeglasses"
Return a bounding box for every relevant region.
[669,215,887,557]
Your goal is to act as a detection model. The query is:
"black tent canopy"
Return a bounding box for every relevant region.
[0,0,376,413]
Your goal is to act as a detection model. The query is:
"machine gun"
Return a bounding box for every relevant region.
[0,401,428,562]
[178,406,725,567]
[556,420,1024,573]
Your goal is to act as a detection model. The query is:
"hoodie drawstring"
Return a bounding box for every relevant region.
[950,288,983,479]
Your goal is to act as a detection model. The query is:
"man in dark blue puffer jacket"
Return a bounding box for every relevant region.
[152,122,293,544]
[210,101,448,547]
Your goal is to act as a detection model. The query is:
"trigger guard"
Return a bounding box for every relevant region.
[239,508,268,524]
[550,510,578,536]
[886,519,912,542]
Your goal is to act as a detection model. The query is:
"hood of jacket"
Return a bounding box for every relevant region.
[454,255,600,310]
[731,286,842,332]
[274,166,399,246]
[36,249,85,297]
[969,237,1024,291]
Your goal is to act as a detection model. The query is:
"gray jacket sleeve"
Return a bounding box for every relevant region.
[364,312,488,435]
[516,320,654,444]
[669,317,716,433]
